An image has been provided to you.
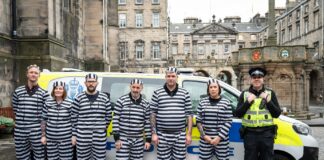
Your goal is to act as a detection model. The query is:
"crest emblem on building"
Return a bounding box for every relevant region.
[251,50,262,61]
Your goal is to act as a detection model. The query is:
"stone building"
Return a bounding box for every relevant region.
[169,16,267,86]
[258,0,324,106]
[110,0,168,73]
[0,0,118,107]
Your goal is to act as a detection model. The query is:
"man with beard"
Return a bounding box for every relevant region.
[113,79,151,160]
[235,67,281,160]
[71,73,112,159]
[150,67,193,160]
[12,64,50,159]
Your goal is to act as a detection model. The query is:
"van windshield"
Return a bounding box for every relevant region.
[101,77,165,108]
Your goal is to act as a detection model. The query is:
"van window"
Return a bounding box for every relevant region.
[183,80,238,113]
[182,80,207,113]
[101,77,164,108]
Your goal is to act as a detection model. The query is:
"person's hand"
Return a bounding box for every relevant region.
[247,92,256,103]
[210,136,221,145]
[144,142,151,150]
[41,136,46,145]
[185,134,192,145]
[115,140,122,150]
[71,136,77,146]
[260,92,270,102]
[152,133,159,145]
[203,135,212,144]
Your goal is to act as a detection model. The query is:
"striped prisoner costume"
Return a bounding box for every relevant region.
[113,93,151,160]
[71,91,112,160]
[42,98,73,160]
[196,96,233,160]
[12,85,49,160]
[151,84,193,160]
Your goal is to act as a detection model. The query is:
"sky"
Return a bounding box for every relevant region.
[168,0,286,23]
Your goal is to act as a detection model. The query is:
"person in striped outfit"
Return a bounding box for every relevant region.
[150,67,193,160]
[113,79,151,160]
[196,79,233,160]
[71,73,112,160]
[41,81,73,160]
[12,64,50,160]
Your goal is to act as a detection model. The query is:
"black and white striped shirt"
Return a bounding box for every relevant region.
[12,85,49,128]
[151,84,193,132]
[196,97,233,139]
[113,93,151,141]
[42,98,73,141]
[71,91,112,136]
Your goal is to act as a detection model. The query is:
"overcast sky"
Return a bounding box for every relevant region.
[168,0,286,23]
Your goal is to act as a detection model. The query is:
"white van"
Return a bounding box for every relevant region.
[39,72,319,160]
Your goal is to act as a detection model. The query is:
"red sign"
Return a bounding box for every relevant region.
[251,50,261,61]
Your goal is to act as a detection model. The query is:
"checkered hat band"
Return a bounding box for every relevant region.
[251,70,264,76]
[53,81,65,87]
[207,78,218,85]
[166,67,177,73]
[130,79,143,85]
[85,73,98,80]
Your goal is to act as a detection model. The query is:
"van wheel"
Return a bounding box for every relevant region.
[274,154,294,160]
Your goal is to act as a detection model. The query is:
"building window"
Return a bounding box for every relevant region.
[152,0,159,4]
[119,14,126,28]
[314,11,319,28]
[296,9,300,19]
[281,19,285,27]
[238,35,244,41]
[135,13,143,28]
[184,35,190,41]
[135,0,143,4]
[304,17,309,33]
[288,14,292,23]
[198,44,204,55]
[172,45,178,55]
[315,0,319,7]
[211,44,217,55]
[296,22,300,36]
[224,44,229,53]
[135,41,144,60]
[304,5,309,14]
[288,26,292,41]
[152,13,160,27]
[118,0,126,5]
[119,42,128,60]
[184,44,190,54]
[250,34,256,41]
[152,42,161,59]
[239,44,244,49]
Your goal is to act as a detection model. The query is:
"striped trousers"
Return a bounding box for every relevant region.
[199,137,230,160]
[157,130,186,160]
[47,139,73,160]
[14,126,45,160]
[116,137,145,160]
[76,129,106,160]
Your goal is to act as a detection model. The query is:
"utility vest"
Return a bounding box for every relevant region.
[242,90,274,127]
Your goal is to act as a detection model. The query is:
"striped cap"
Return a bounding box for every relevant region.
[166,67,177,73]
[85,73,98,81]
[130,79,143,85]
[207,78,218,86]
[53,81,65,87]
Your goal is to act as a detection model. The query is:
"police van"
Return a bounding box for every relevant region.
[38,71,319,160]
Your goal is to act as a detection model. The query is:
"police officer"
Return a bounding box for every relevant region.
[113,79,151,160]
[150,67,193,160]
[71,73,112,159]
[235,67,281,160]
[12,64,49,159]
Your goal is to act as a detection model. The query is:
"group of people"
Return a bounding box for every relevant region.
[12,64,281,160]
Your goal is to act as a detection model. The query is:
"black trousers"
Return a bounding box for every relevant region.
[243,129,275,160]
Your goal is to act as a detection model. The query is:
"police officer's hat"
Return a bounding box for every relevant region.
[248,67,267,77]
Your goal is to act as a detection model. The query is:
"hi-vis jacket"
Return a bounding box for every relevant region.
[234,85,281,124]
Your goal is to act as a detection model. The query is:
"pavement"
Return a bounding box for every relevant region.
[300,103,324,127]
